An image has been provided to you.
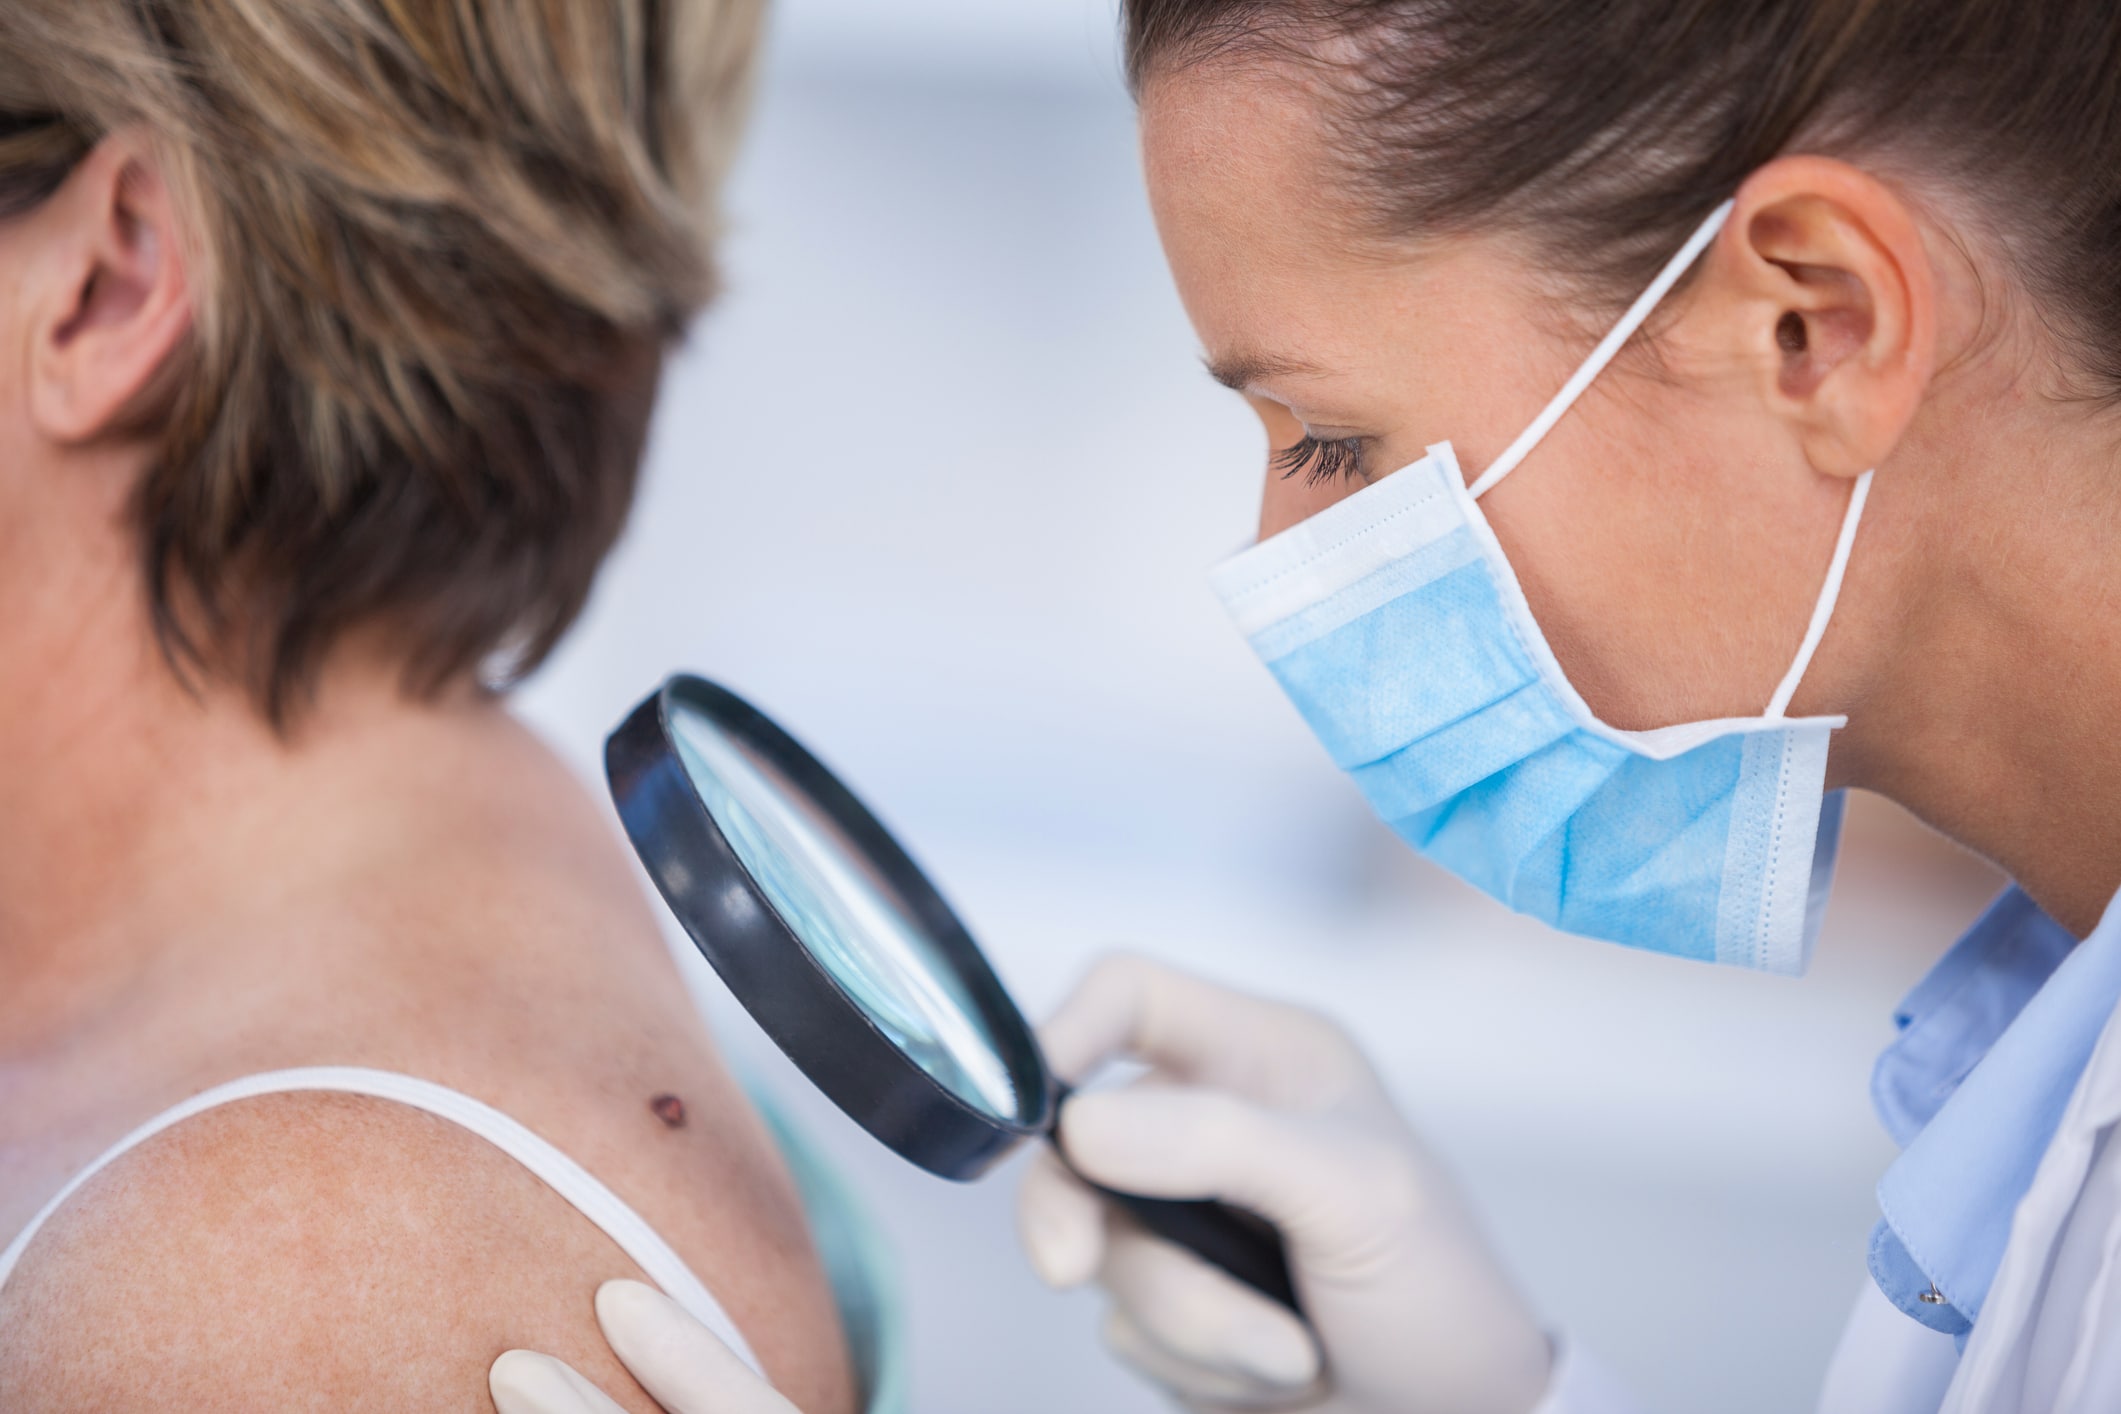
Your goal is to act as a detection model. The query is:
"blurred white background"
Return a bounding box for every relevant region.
[518,3,2006,1410]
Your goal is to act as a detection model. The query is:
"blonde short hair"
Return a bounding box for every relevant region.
[0,0,765,718]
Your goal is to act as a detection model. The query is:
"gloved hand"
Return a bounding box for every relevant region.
[1018,955,1554,1414]
[489,1279,796,1414]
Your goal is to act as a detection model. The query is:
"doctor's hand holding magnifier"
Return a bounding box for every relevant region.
[1020,958,1557,1414]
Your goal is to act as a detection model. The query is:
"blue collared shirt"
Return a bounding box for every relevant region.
[1868,886,2121,1342]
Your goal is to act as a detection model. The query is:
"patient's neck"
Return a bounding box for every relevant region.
[0,549,498,1057]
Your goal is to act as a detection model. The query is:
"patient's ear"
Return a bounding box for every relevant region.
[27,129,194,445]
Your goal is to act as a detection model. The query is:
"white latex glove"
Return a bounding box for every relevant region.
[1018,955,1553,1414]
[489,1279,796,1414]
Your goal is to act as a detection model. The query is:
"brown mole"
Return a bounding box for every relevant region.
[649,1093,687,1129]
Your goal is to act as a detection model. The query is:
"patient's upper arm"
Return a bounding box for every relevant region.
[0,1092,688,1413]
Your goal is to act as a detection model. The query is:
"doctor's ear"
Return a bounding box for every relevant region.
[1713,156,1937,479]
[25,128,195,447]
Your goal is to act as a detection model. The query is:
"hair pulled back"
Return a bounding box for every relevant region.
[1126,0,2121,398]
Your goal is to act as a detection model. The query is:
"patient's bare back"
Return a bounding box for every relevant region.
[0,714,857,1413]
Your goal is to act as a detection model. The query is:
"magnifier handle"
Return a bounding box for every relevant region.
[1086,1180,1302,1315]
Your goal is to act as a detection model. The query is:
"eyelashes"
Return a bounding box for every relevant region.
[1272,434,1367,487]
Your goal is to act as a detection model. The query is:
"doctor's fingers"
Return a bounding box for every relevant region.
[490,1350,634,1414]
[488,1283,797,1414]
[1058,1084,1430,1259]
[1039,954,1381,1107]
[595,1280,800,1414]
[1017,1147,1325,1392]
[1098,1222,1323,1398]
[1019,1146,1112,1288]
[1105,1311,1325,1412]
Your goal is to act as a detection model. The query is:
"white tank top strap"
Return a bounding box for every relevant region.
[0,1065,764,1378]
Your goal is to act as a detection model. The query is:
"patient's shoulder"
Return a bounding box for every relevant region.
[0,1090,668,1412]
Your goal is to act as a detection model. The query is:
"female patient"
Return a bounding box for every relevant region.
[0,4,856,1410]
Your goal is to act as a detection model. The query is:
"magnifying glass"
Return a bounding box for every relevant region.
[605,674,1299,1313]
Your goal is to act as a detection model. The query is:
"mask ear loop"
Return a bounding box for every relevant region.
[1763,469,1874,719]
[1466,198,1736,500]
[1458,193,1873,721]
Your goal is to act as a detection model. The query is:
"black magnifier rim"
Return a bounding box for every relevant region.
[606,674,1056,1181]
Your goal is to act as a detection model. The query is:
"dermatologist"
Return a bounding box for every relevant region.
[498,1,2121,1411]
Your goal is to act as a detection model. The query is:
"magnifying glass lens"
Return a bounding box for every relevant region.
[615,678,1299,1313]
[667,701,1024,1124]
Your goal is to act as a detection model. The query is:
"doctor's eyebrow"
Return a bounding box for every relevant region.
[1204,352,1328,391]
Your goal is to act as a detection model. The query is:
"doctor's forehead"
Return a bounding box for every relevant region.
[1139,62,1438,396]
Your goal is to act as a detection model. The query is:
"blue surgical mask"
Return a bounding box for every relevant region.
[1209,200,1869,973]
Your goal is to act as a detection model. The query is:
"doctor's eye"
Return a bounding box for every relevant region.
[1273,434,1368,487]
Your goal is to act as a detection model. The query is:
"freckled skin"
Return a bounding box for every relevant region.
[2,1097,679,1412]
[0,709,857,1414]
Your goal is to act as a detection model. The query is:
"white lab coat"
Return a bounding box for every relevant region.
[1543,996,2121,1414]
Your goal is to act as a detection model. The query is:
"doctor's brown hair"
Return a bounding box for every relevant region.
[0,1,763,721]
[1124,0,2121,396]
